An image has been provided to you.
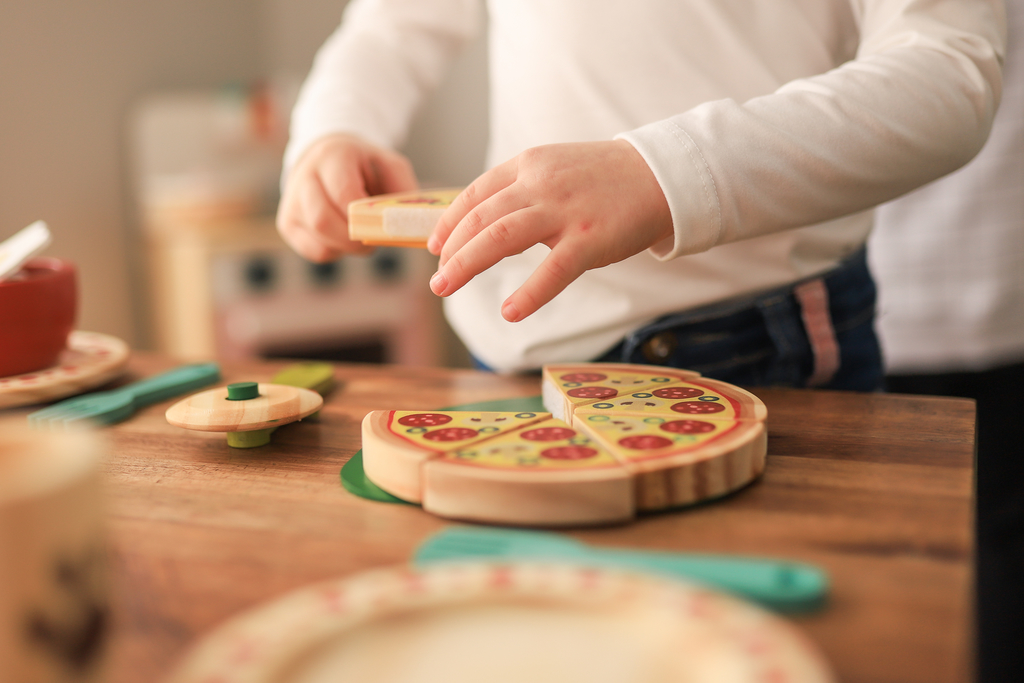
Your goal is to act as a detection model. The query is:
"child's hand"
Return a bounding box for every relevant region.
[277,133,419,262]
[427,140,673,322]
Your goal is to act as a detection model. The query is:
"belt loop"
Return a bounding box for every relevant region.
[794,278,840,387]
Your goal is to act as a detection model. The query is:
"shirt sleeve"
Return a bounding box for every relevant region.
[618,0,1006,261]
[283,0,483,178]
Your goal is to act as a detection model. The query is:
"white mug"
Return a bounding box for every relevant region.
[0,421,108,683]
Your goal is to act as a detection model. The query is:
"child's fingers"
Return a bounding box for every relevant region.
[278,134,418,263]
[430,160,518,256]
[370,149,419,195]
[501,246,590,322]
[306,174,359,249]
[315,141,415,219]
[318,155,370,212]
[279,171,371,260]
[278,176,325,260]
[437,184,532,269]
[429,206,546,297]
[284,227,346,263]
[279,181,348,262]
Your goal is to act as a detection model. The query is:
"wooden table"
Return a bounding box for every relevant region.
[61,354,976,683]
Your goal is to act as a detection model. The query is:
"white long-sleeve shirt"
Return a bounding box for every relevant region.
[869,0,1024,374]
[286,0,1005,372]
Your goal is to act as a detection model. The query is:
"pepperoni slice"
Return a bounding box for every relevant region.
[540,446,598,460]
[397,413,453,427]
[670,401,726,415]
[653,386,704,399]
[618,434,673,450]
[567,386,617,399]
[660,419,716,434]
[520,426,577,441]
[423,427,479,442]
[560,372,607,383]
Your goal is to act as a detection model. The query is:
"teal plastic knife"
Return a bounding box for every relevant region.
[28,362,221,427]
[414,526,829,614]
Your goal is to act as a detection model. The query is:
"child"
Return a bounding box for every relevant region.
[278,0,1004,390]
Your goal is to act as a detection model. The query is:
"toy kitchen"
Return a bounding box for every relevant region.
[130,85,447,367]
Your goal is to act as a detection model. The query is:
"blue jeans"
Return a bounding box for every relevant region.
[593,249,883,391]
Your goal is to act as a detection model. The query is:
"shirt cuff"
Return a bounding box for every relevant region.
[616,117,722,261]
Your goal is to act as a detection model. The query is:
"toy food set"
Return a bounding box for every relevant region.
[360,363,767,526]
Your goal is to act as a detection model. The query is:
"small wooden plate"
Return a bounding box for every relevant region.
[167,562,836,683]
[0,331,130,409]
[165,383,323,432]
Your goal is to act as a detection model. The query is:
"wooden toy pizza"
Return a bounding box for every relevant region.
[361,363,768,526]
[348,187,462,247]
[166,562,835,683]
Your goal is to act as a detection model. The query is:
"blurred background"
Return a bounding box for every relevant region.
[0,0,489,367]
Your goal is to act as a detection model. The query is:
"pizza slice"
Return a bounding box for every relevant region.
[348,188,462,247]
[571,409,767,511]
[361,410,549,502]
[575,377,767,422]
[541,363,701,421]
[421,418,634,526]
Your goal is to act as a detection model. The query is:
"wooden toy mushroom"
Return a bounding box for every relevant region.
[166,381,323,448]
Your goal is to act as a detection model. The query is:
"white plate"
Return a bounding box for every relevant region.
[168,562,835,683]
[0,331,129,408]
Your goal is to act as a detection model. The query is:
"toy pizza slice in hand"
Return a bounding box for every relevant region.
[348,188,463,247]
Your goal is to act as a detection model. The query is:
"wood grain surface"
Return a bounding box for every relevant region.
[11,354,974,683]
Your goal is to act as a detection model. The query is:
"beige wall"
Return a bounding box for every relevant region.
[0,0,488,349]
[0,1,266,345]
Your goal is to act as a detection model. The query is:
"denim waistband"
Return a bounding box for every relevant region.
[617,248,870,354]
[595,247,882,391]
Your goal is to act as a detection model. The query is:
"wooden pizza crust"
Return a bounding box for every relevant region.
[568,409,767,511]
[360,410,440,503]
[422,457,635,527]
[627,421,767,510]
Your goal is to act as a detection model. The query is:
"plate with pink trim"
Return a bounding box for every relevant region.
[0,331,130,408]
[167,562,835,683]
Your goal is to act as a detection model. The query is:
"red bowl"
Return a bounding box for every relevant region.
[0,258,77,377]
